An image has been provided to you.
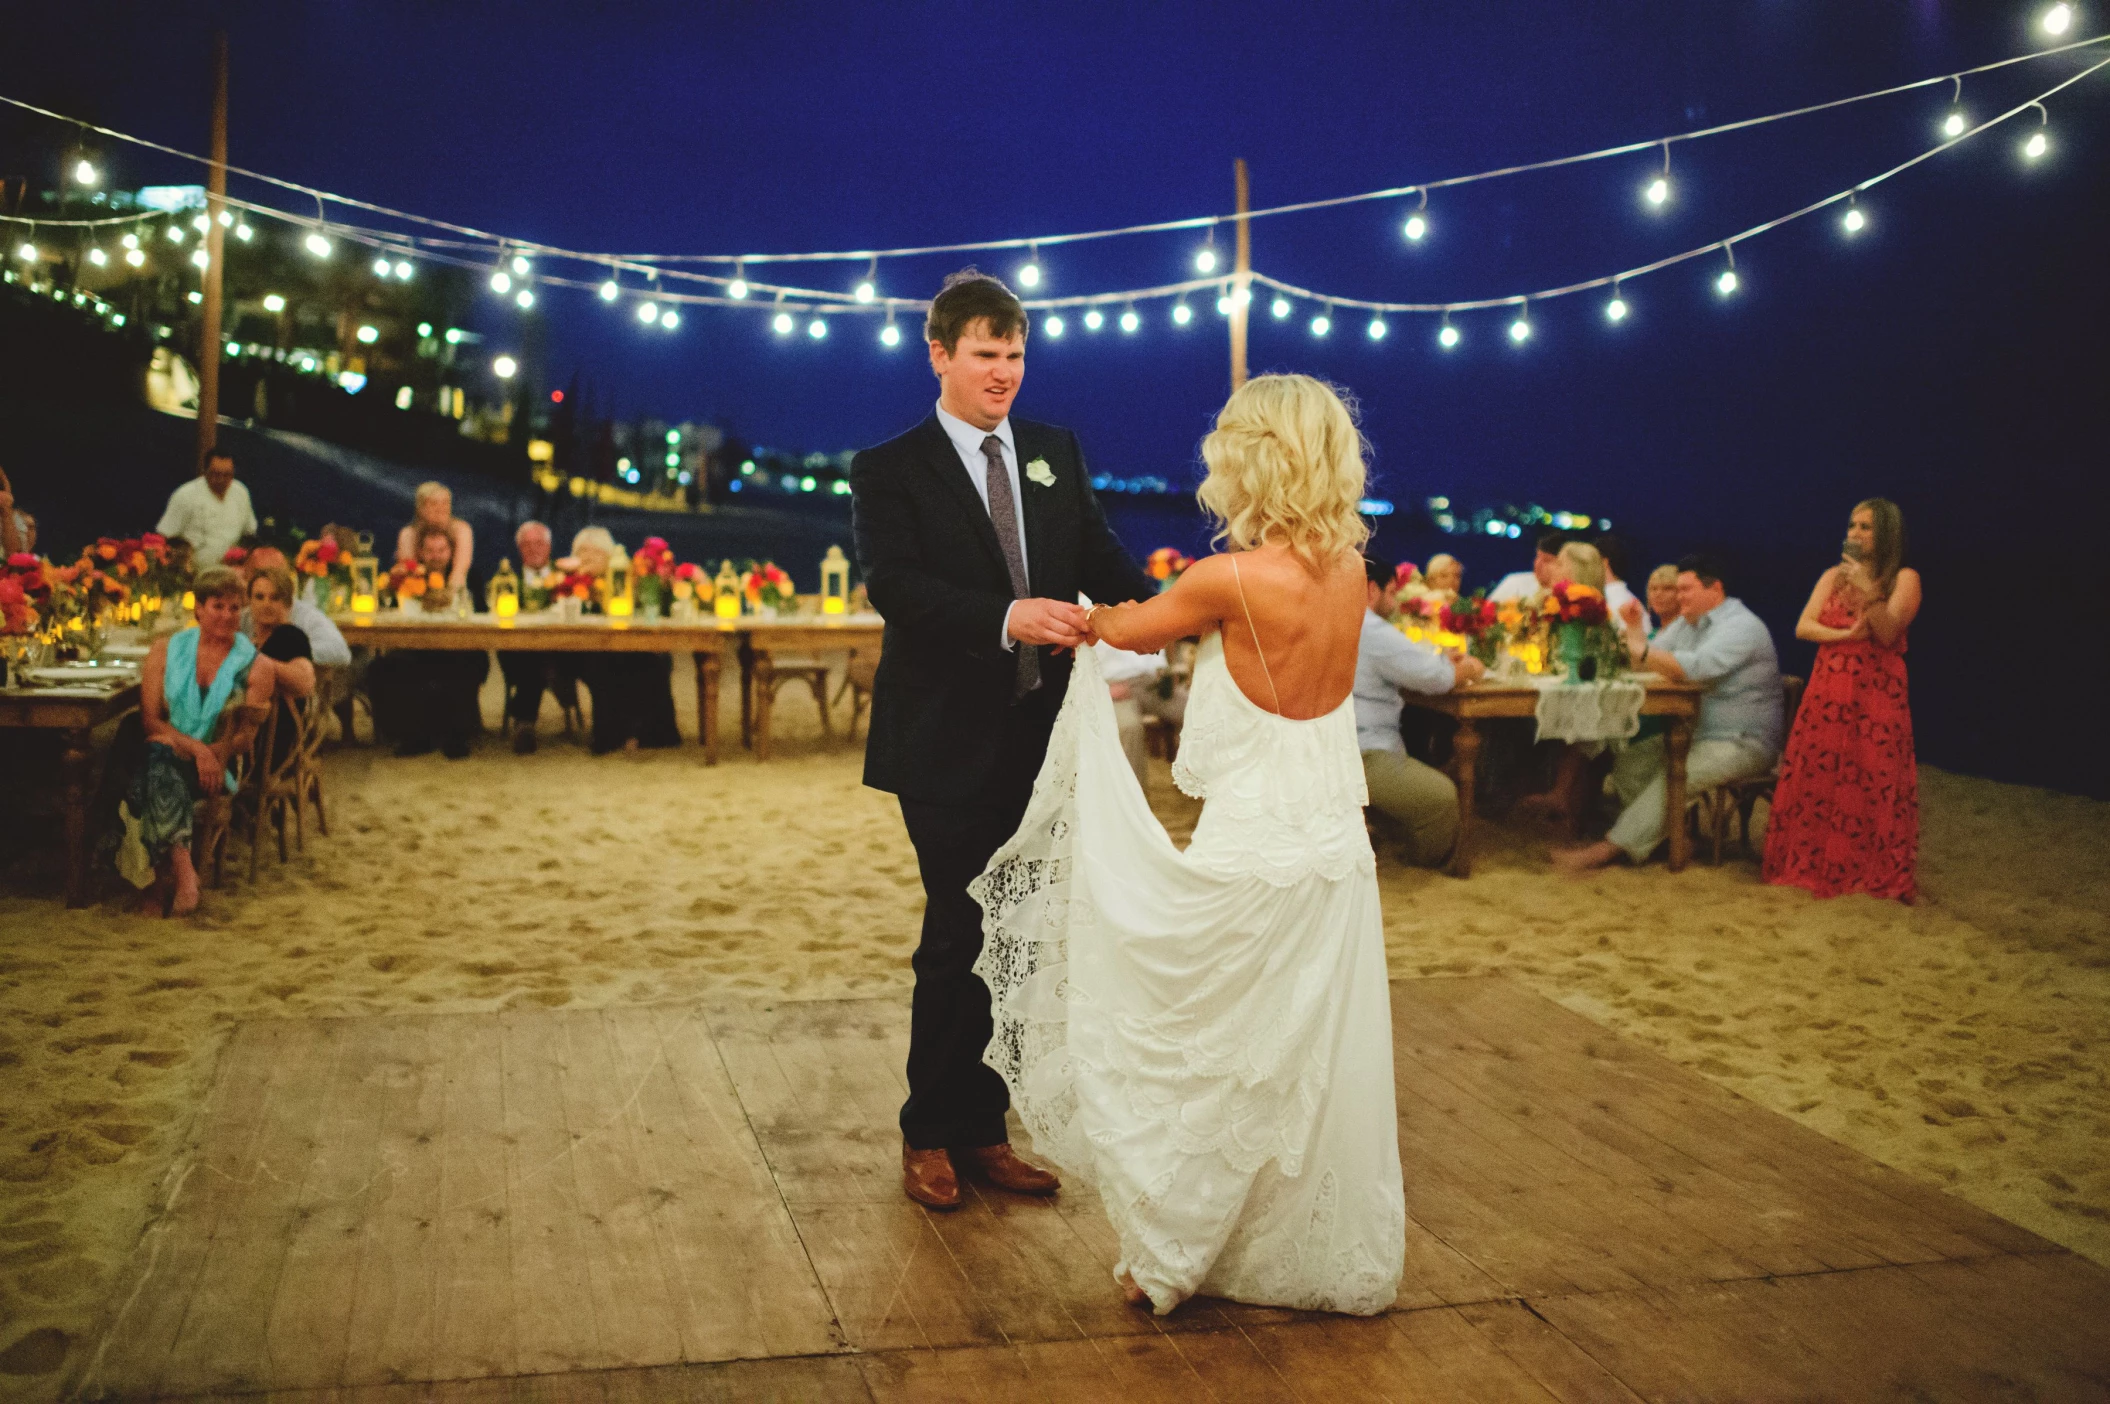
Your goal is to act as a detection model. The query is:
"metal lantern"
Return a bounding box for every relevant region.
[820,545,850,615]
[349,549,379,614]
[606,545,634,618]
[713,559,742,619]
[487,557,520,619]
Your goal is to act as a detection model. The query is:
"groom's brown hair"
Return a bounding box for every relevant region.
[926,269,1028,354]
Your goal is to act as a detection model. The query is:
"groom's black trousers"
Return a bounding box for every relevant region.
[897,793,1031,1151]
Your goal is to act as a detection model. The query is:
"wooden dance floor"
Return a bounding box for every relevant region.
[80,979,2110,1402]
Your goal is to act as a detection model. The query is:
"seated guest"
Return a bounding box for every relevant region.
[1592,533,1642,622]
[240,545,351,667]
[1553,555,1784,871]
[246,563,316,769]
[1764,498,1923,901]
[496,519,578,754]
[1644,564,1681,636]
[1553,540,1606,590]
[371,525,486,759]
[0,463,28,557]
[1094,636,1184,791]
[394,481,474,594]
[570,527,679,753]
[1357,555,1485,866]
[1488,530,1565,602]
[1422,552,1463,598]
[1512,541,1610,829]
[117,566,276,915]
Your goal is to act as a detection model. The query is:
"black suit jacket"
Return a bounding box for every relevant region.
[851,413,1153,807]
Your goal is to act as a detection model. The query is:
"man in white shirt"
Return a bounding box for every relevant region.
[1487,530,1566,603]
[156,446,257,570]
[1356,556,1485,866]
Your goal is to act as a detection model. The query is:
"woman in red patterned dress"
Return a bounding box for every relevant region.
[1763,499,1923,901]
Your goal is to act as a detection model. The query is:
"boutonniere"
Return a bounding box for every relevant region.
[1024,457,1056,488]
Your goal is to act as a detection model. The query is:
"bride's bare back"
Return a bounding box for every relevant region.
[1091,542,1366,719]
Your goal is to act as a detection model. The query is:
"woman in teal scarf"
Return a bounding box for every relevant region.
[120,566,276,915]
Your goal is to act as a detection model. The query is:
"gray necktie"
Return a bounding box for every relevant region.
[982,433,1039,699]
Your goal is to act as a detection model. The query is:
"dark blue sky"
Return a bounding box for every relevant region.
[5,2,2107,790]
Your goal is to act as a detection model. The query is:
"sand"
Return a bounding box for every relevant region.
[0,669,2105,1394]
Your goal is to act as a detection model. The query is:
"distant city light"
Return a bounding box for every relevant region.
[1195,247,1218,274]
[1438,323,1460,349]
[638,301,660,323]
[337,371,366,394]
[444,327,463,344]
[879,323,901,346]
[599,280,619,301]
[74,159,98,185]
[396,385,415,409]
[417,321,432,337]
[1358,499,1395,516]
[356,324,379,344]
[263,293,286,312]
[492,355,518,378]
[1083,309,1104,331]
[1045,314,1064,337]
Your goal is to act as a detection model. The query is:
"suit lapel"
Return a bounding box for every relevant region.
[915,415,1009,578]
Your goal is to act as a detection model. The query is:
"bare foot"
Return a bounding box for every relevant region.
[1116,1269,1150,1309]
[1549,840,1620,875]
[169,850,202,915]
[1512,792,1571,826]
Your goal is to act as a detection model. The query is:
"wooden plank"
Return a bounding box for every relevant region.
[627,1003,844,1360]
[340,1016,448,1387]
[1452,1300,1646,1404]
[161,1018,349,1395]
[1010,1333,1208,1402]
[783,1199,1004,1351]
[262,1017,421,1391]
[857,1343,1038,1403]
[597,1355,876,1402]
[552,1010,687,1369]
[80,1018,308,1398]
[497,1008,605,1374]
[1153,1326,1304,1404]
[426,1013,518,1382]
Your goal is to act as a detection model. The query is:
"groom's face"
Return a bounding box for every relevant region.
[931,320,1025,430]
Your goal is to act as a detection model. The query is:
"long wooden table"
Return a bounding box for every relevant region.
[338,611,885,764]
[1403,677,1704,876]
[0,682,142,907]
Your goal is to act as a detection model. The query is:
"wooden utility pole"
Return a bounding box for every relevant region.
[1230,158,1252,390]
[194,29,229,475]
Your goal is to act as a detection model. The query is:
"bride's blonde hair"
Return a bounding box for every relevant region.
[1196,374,1371,570]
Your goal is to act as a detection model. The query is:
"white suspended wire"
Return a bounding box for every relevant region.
[0,32,2104,270]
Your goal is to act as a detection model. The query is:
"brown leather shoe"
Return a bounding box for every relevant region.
[902,1144,961,1210]
[956,1142,1060,1196]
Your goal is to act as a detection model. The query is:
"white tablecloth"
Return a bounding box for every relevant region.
[1532,677,1647,744]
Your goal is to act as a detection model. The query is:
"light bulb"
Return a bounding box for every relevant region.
[190,249,210,270]
[125,248,145,267]
[1310,314,1330,337]
[1403,214,1427,241]
[188,291,204,304]
[1842,207,1866,233]
[217,210,233,227]
[121,233,138,250]
[1438,324,1460,349]
[490,271,511,293]
[1942,110,1966,138]
[2043,3,2074,35]
[305,232,333,259]
[492,355,517,378]
[1509,316,1532,342]
[356,325,379,344]
[1171,303,1192,325]
[166,226,184,244]
[14,242,35,262]
[1083,309,1104,331]
[74,159,97,185]
[1045,315,1064,337]
[639,301,660,323]
[1215,295,1231,315]
[515,289,535,310]
[88,247,107,266]
[234,223,253,242]
[661,310,679,330]
[510,254,530,275]
[1017,261,1041,288]
[600,280,619,301]
[1645,177,1670,207]
[880,323,901,346]
[226,342,241,357]
[1716,270,1739,296]
[2024,130,2049,159]
[728,278,749,299]
[773,311,794,334]
[1271,297,1292,319]
[395,261,413,280]
[1605,296,1628,322]
[1367,317,1387,340]
[192,215,210,233]
[1119,309,1139,333]
[444,327,463,343]
[262,293,286,312]
[808,318,828,339]
[855,280,875,303]
[373,257,392,276]
[1195,247,1218,274]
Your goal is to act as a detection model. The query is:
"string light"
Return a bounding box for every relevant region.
[2043,3,2075,36]
[124,247,144,266]
[1195,243,1218,274]
[1045,314,1065,337]
[489,270,512,293]
[599,278,619,301]
[729,262,749,298]
[120,233,137,249]
[73,158,97,185]
[808,317,828,338]
[2024,129,2050,157]
[1605,290,1629,321]
[1083,309,1104,331]
[1017,245,1042,288]
[879,321,901,346]
[192,215,209,232]
[1716,267,1740,296]
[855,259,878,302]
[1310,310,1331,337]
[1120,307,1139,333]
[660,309,679,330]
[190,248,209,270]
[1215,292,1231,315]
[1366,316,1387,340]
[165,225,184,244]
[510,253,530,275]
[1437,317,1460,349]
[234,222,253,241]
[394,259,413,280]
[638,300,660,323]
[356,324,379,344]
[1402,188,1429,241]
[86,245,106,266]
[13,240,34,262]
[515,288,535,309]
[773,310,794,335]
[1943,109,1968,137]
[1271,296,1292,319]
[372,256,391,276]
[1842,196,1866,233]
[217,210,233,227]
[1509,305,1533,341]
[303,231,331,258]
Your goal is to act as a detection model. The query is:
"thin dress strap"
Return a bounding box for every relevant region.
[1229,556,1284,715]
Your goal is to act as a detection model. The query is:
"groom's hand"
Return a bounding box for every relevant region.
[1007,598,1091,649]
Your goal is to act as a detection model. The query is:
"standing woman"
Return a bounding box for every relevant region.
[1764,498,1922,900]
[394,482,474,593]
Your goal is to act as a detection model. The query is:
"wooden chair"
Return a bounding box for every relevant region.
[501,663,586,740]
[763,653,836,739]
[1694,674,1806,864]
[242,702,303,880]
[297,670,335,839]
[836,647,879,742]
[191,703,253,890]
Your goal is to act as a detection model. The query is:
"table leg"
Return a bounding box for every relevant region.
[752,649,776,762]
[738,641,755,749]
[61,725,93,908]
[696,651,720,766]
[1665,713,1694,873]
[1446,718,1482,878]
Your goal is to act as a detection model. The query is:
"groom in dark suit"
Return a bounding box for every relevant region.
[852,271,1152,1209]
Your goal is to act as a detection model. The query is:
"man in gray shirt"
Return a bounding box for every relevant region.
[1355,556,1485,866]
[1554,554,1783,871]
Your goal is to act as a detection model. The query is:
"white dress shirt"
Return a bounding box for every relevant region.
[935,401,1031,649]
[157,476,258,568]
[1488,570,1541,603]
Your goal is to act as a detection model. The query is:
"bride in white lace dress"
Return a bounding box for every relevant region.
[971,374,1404,1316]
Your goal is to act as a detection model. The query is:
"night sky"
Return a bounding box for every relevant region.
[3,2,2106,791]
